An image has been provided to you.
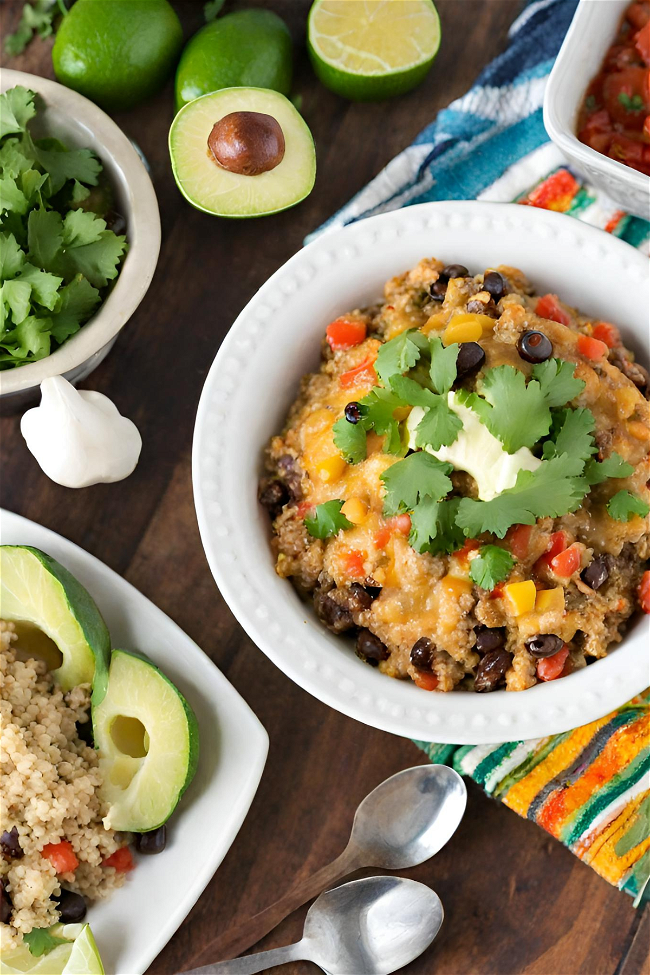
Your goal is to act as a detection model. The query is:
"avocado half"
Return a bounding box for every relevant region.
[0,545,110,704]
[169,87,316,218]
[93,649,199,832]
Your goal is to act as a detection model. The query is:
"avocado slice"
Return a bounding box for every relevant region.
[0,546,110,704]
[93,649,199,832]
[169,86,316,217]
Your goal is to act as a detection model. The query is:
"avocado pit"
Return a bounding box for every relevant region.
[208,111,286,176]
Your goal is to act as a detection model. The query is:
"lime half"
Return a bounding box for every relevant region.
[308,0,441,101]
[0,924,103,975]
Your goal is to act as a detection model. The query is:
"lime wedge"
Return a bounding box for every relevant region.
[0,926,103,975]
[308,0,441,100]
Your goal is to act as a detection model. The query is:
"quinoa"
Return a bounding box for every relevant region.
[0,621,126,951]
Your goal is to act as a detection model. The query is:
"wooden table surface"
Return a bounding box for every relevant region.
[2,1,649,973]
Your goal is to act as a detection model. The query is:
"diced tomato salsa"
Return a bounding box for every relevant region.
[577,1,650,176]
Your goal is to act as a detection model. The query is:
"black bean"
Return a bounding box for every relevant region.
[429,279,447,302]
[467,298,498,318]
[258,478,289,519]
[1,827,23,859]
[54,888,87,923]
[347,582,374,612]
[313,590,355,633]
[410,637,434,669]
[525,634,564,658]
[610,349,650,396]
[276,456,302,502]
[356,630,389,666]
[344,402,362,424]
[442,263,470,280]
[483,271,506,300]
[474,626,506,655]
[134,825,167,855]
[474,647,510,692]
[517,330,553,363]
[364,585,382,602]
[1,880,12,924]
[581,556,610,591]
[455,342,486,378]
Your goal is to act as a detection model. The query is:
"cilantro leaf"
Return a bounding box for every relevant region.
[415,399,463,451]
[389,374,436,407]
[54,228,127,288]
[0,315,51,361]
[618,92,645,113]
[27,208,63,272]
[0,232,26,279]
[532,358,585,408]
[456,454,588,538]
[0,176,28,215]
[358,386,405,455]
[542,407,596,463]
[304,500,353,539]
[204,0,226,20]
[469,545,516,590]
[32,137,101,195]
[4,2,59,57]
[0,87,36,140]
[0,138,35,179]
[50,274,100,343]
[479,365,551,452]
[428,336,458,395]
[332,416,367,464]
[374,329,428,386]
[23,926,68,958]
[584,452,634,486]
[17,263,62,310]
[409,497,465,555]
[380,452,453,516]
[606,491,650,522]
[0,279,31,324]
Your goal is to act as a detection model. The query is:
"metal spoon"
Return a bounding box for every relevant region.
[187,765,465,968]
[182,875,444,975]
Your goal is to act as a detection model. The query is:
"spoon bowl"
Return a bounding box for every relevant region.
[349,764,467,869]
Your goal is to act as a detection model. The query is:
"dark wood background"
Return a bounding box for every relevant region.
[2,1,649,972]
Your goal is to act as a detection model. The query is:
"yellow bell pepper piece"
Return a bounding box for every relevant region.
[503,580,537,616]
[535,587,565,614]
[341,498,368,525]
[615,387,637,420]
[316,455,347,483]
[440,574,472,599]
[442,313,494,346]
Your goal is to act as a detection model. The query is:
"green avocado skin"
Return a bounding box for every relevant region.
[52,0,183,112]
[175,10,293,111]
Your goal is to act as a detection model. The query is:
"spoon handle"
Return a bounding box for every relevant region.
[185,847,359,968]
[180,941,304,975]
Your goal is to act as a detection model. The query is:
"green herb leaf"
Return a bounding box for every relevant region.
[332,416,367,464]
[618,92,644,113]
[0,232,26,279]
[380,452,453,516]
[4,2,59,57]
[456,453,588,538]
[30,134,101,195]
[584,452,635,485]
[0,87,37,140]
[27,209,63,272]
[542,407,597,462]
[204,0,226,21]
[606,490,650,523]
[357,386,406,455]
[428,336,458,395]
[0,175,29,215]
[374,328,428,386]
[0,314,51,361]
[0,278,31,324]
[415,398,463,451]
[304,500,353,539]
[409,496,465,555]
[469,545,516,590]
[23,926,68,958]
[531,357,585,408]
[479,364,551,452]
[50,274,100,343]
[16,263,62,310]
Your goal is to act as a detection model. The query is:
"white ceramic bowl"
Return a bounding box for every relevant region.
[193,201,650,745]
[0,70,161,412]
[544,0,650,220]
[0,508,268,975]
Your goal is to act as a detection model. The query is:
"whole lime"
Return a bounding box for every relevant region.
[175,9,292,111]
[52,0,183,112]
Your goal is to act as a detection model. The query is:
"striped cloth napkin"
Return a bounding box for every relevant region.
[310,0,650,903]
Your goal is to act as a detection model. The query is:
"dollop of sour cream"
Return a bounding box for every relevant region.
[407,391,541,501]
[21,376,142,489]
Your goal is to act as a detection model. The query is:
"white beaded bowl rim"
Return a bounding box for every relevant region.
[193,201,650,744]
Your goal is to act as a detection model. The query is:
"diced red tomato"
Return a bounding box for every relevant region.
[490,582,505,599]
[639,570,650,613]
[342,550,366,577]
[103,847,135,872]
[636,20,650,63]
[592,322,621,348]
[506,524,533,561]
[535,294,571,326]
[413,670,439,691]
[297,501,313,519]
[340,356,377,390]
[577,334,609,360]
[326,317,367,351]
[604,67,649,125]
[374,525,392,549]
[535,530,568,573]
[388,514,412,536]
[645,115,650,139]
[41,841,79,874]
[537,644,570,682]
[550,543,581,578]
[628,0,650,32]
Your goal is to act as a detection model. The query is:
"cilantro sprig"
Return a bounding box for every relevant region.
[606,491,650,523]
[584,452,634,485]
[0,87,126,368]
[469,545,516,590]
[304,500,353,539]
[23,926,68,958]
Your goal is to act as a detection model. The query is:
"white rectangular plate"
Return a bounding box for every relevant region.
[0,508,268,975]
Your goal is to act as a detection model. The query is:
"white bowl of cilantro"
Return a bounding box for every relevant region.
[193,200,649,745]
[0,70,160,411]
